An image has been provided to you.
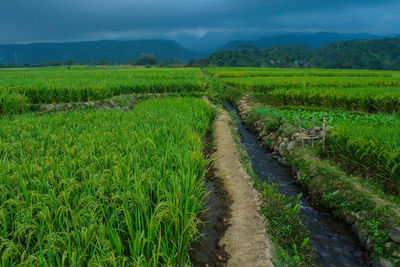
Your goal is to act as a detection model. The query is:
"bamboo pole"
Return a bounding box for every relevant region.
[312,115,315,147]
[322,117,326,150]
[298,116,304,146]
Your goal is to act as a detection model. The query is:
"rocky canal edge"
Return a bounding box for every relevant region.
[234,94,400,267]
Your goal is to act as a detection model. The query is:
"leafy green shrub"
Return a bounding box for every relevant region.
[262,184,316,267]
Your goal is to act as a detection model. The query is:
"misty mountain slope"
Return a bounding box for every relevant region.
[222,32,380,50]
[0,40,198,64]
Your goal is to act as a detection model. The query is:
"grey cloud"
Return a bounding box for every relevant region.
[0,0,399,44]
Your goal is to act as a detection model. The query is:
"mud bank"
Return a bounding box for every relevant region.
[190,144,231,266]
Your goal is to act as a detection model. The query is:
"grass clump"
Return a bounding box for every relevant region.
[288,148,400,263]
[266,87,400,113]
[0,90,28,114]
[262,184,316,267]
[328,121,400,193]
[222,76,400,93]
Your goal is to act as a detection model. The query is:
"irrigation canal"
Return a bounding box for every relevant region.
[225,102,367,267]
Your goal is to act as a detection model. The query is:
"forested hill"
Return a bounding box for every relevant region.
[0,40,198,64]
[204,37,400,70]
[222,32,379,50]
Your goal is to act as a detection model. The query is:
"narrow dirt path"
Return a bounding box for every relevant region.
[204,97,274,267]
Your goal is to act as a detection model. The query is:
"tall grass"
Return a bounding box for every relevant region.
[0,68,205,105]
[266,87,400,113]
[0,90,27,114]
[204,67,400,78]
[0,97,215,266]
[215,70,395,78]
[213,67,400,113]
[222,76,400,92]
[328,121,400,192]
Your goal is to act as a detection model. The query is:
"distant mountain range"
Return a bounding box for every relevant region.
[0,32,393,65]
[0,40,198,65]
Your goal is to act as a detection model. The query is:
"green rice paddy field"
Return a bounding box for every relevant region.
[1,66,400,265]
[206,67,400,192]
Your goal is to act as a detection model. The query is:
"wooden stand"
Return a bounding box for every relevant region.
[296,116,331,150]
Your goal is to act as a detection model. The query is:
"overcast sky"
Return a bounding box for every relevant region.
[1,0,399,44]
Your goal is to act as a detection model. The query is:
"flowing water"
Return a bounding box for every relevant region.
[191,161,230,266]
[225,103,367,267]
[191,181,224,265]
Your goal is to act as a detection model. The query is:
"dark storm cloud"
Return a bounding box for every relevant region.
[0,0,399,44]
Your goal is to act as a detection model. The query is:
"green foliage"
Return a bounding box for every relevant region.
[262,184,316,267]
[205,45,313,68]
[204,75,226,103]
[0,97,216,266]
[187,59,197,67]
[287,147,400,261]
[135,53,158,65]
[64,59,74,66]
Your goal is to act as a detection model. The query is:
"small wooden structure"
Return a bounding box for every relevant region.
[297,115,332,150]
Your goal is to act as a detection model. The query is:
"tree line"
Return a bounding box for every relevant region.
[0,53,182,68]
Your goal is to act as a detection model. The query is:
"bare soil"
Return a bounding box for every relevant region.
[190,129,231,267]
[204,97,274,267]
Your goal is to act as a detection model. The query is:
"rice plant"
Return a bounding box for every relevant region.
[221,76,400,92]
[0,68,205,106]
[253,105,400,193]
[0,90,28,114]
[328,121,400,192]
[204,67,400,78]
[266,87,400,113]
[0,97,215,266]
